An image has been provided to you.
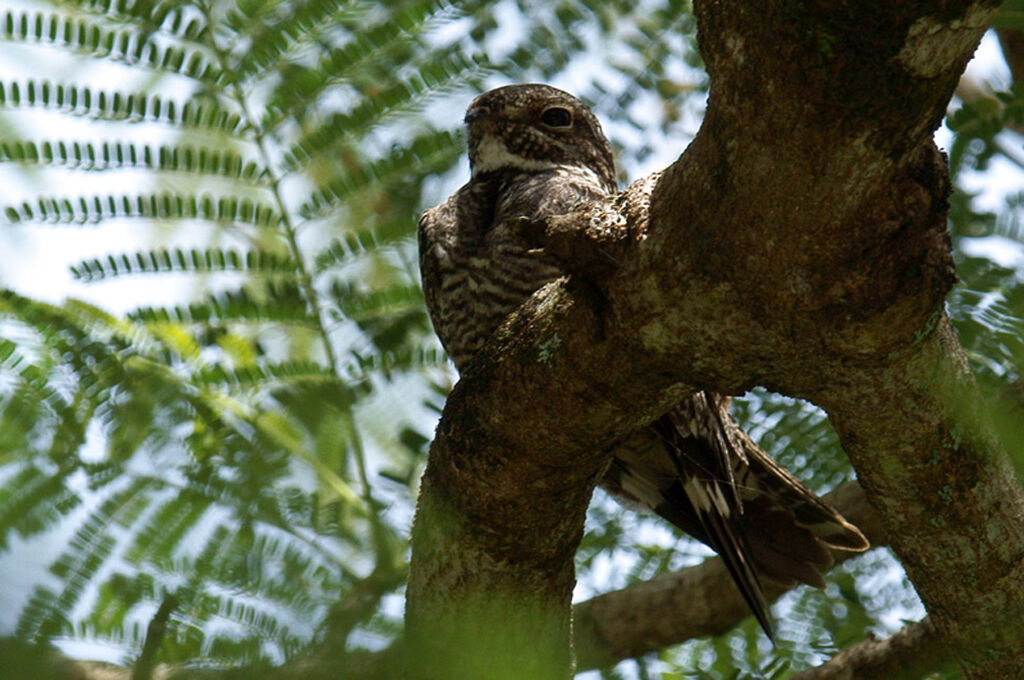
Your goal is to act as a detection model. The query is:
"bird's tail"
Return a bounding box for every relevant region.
[728,425,869,588]
[602,392,869,640]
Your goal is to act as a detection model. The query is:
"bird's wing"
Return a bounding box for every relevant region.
[417,203,446,331]
[417,194,465,364]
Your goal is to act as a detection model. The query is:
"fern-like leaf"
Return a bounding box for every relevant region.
[0,337,79,430]
[0,139,263,178]
[194,360,336,388]
[300,129,462,219]
[5,193,280,227]
[328,282,424,322]
[123,493,211,566]
[70,247,299,282]
[260,0,465,126]
[16,477,156,641]
[129,284,314,326]
[342,345,449,383]
[0,10,218,81]
[0,466,81,550]
[0,80,245,132]
[313,224,412,273]
[227,0,375,79]
[53,0,207,38]
[282,51,487,170]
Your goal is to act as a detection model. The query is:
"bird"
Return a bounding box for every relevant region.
[417,83,869,639]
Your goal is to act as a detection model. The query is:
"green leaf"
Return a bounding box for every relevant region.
[194,359,336,388]
[282,51,488,169]
[5,193,281,226]
[300,129,462,219]
[0,10,218,81]
[0,139,265,178]
[0,80,245,132]
[70,247,299,281]
[129,284,316,326]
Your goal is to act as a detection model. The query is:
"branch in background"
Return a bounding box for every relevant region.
[313,561,407,654]
[133,591,178,680]
[996,27,1024,83]
[954,27,1024,140]
[791,617,954,680]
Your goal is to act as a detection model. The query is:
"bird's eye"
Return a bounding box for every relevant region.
[540,106,573,128]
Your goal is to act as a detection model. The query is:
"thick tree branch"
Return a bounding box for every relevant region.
[791,617,953,680]
[406,178,677,680]
[822,318,1024,676]
[404,3,1023,679]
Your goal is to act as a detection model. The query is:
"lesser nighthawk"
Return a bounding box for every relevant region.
[418,83,869,638]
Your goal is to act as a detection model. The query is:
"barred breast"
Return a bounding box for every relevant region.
[431,237,562,369]
[418,166,608,371]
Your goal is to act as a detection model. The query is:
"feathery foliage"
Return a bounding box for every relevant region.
[0,1,1020,678]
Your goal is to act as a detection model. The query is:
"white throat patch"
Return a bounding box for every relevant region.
[472,134,560,175]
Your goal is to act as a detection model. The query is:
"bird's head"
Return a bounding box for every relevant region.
[465,84,616,192]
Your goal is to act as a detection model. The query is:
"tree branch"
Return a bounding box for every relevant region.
[407,2,1024,679]
[821,317,1024,677]
[996,27,1024,84]
[791,617,953,680]
[405,176,675,680]
[132,592,178,680]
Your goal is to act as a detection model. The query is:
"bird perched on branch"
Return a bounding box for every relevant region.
[417,83,869,639]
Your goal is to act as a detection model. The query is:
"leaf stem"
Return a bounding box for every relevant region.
[203,24,387,554]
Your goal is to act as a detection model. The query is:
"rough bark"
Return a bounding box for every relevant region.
[791,617,953,680]
[823,320,1024,676]
[406,2,1024,679]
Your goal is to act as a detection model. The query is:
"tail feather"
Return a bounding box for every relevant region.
[698,494,775,641]
[600,392,870,640]
[731,428,870,554]
[650,401,777,638]
[671,471,775,641]
[741,500,832,588]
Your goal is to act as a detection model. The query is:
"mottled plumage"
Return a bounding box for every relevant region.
[418,84,869,638]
